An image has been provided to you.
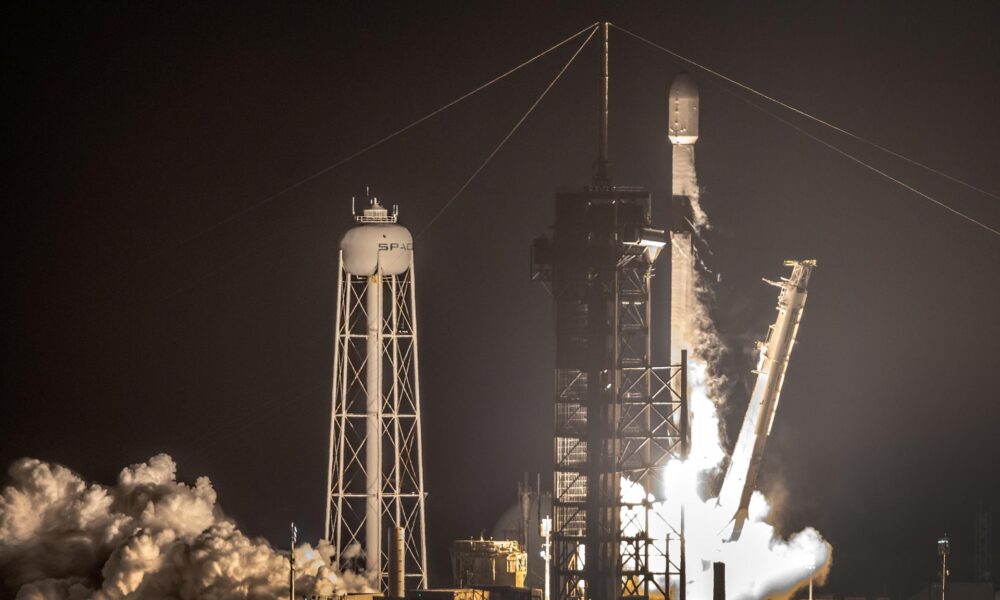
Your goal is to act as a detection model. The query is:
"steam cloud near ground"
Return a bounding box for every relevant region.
[0,454,372,599]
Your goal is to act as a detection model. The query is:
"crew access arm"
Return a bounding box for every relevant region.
[717,260,816,541]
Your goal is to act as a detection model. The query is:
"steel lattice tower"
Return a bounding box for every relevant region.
[533,186,687,600]
[325,198,428,591]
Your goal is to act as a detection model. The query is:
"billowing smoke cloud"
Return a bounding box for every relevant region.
[0,454,373,599]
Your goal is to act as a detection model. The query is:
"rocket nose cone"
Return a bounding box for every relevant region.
[669,72,699,102]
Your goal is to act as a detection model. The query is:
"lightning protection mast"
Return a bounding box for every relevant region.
[326,196,428,592]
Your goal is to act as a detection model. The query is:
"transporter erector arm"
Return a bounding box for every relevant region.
[717,260,816,541]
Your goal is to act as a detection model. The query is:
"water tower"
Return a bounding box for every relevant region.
[325,196,428,591]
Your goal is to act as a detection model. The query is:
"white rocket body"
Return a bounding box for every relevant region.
[668,73,699,145]
[669,73,701,374]
[669,235,697,369]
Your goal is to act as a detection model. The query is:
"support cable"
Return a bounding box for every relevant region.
[610,23,1000,202]
[138,22,601,265]
[74,23,601,312]
[416,24,600,238]
[729,91,1000,237]
[611,23,1000,238]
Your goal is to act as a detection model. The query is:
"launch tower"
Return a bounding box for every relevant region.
[531,23,688,600]
[325,197,428,591]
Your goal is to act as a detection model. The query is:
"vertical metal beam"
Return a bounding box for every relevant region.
[713,562,726,600]
[326,252,345,542]
[366,271,383,578]
[680,506,687,600]
[290,524,297,600]
[643,266,654,493]
[680,349,689,459]
[409,256,430,588]
[597,23,609,171]
[334,270,352,564]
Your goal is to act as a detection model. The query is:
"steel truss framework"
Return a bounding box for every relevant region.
[325,253,428,591]
[533,189,688,600]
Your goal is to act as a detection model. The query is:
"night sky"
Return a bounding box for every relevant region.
[4,2,999,597]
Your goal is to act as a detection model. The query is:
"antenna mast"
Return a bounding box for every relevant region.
[593,22,611,187]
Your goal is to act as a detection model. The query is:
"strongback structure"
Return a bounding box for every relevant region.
[531,23,688,600]
[325,198,428,591]
[716,259,816,541]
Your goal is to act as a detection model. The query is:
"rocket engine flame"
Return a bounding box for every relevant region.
[0,454,374,599]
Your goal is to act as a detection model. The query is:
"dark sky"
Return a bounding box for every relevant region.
[4,1,999,596]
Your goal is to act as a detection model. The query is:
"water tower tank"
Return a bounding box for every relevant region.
[340,199,413,275]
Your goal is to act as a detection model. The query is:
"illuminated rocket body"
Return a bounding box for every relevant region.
[668,73,700,146]
[669,73,700,379]
[717,260,816,540]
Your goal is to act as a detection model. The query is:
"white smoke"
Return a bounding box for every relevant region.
[672,144,709,232]
[629,464,831,600]
[0,454,374,599]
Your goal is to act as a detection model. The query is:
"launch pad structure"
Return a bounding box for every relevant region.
[531,23,689,600]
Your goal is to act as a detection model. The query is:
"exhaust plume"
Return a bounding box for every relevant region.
[0,454,373,599]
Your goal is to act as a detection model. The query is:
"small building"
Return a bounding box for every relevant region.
[470,586,542,600]
[406,590,489,600]
[450,539,528,588]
